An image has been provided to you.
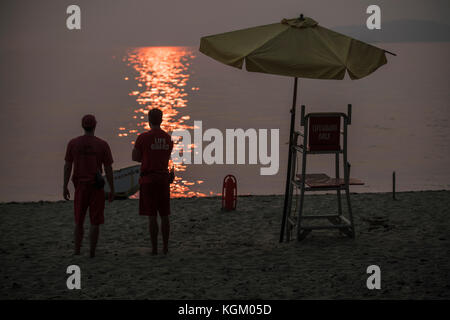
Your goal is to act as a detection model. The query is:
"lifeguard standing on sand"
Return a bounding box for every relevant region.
[63,115,115,258]
[132,108,174,255]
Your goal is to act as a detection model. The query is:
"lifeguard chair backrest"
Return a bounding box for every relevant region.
[308,115,341,151]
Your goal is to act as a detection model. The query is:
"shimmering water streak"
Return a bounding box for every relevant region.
[121,47,209,197]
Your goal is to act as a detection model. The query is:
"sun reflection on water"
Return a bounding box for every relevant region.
[121,46,209,198]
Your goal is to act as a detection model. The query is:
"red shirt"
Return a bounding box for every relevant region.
[65,135,113,184]
[134,128,173,174]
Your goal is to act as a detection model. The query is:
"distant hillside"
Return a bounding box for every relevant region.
[332,20,450,43]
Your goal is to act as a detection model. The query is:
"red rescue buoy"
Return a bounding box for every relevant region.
[222,175,237,211]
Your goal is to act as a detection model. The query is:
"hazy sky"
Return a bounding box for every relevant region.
[1,0,449,49]
[1,0,449,200]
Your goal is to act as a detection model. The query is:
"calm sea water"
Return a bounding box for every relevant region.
[0,42,449,201]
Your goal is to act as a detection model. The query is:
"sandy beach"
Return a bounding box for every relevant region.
[1,190,449,300]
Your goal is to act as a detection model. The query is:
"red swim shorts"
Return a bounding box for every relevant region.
[139,174,170,217]
[74,182,105,225]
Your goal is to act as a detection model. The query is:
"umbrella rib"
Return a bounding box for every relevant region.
[244,26,290,61]
[314,27,350,68]
[383,50,397,56]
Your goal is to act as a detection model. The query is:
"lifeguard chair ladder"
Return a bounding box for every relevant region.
[283,104,364,241]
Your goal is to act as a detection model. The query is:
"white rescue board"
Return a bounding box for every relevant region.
[104,165,140,199]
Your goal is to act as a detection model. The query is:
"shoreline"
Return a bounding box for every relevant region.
[1,189,449,205]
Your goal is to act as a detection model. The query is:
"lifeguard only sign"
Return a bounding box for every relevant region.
[308,116,341,151]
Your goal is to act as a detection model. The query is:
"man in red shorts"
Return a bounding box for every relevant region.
[132,108,174,255]
[63,114,115,258]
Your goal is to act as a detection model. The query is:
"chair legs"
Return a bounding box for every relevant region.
[295,157,355,241]
[296,151,307,241]
[330,153,344,226]
[344,186,355,238]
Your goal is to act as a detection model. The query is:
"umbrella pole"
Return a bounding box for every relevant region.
[279,77,298,242]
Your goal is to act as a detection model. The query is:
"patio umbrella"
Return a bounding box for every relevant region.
[199,15,395,242]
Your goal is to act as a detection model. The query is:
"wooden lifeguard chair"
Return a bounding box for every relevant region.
[282,104,364,241]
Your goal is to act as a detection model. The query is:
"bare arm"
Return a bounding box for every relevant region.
[104,165,115,201]
[132,147,142,162]
[63,161,72,200]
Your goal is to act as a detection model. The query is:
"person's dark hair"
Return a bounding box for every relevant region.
[83,125,95,132]
[81,114,97,132]
[148,108,163,126]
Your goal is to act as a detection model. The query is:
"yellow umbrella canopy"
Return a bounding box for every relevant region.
[200,16,388,80]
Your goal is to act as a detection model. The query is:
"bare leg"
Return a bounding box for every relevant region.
[89,224,99,258]
[74,224,84,255]
[149,216,158,255]
[161,216,170,255]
